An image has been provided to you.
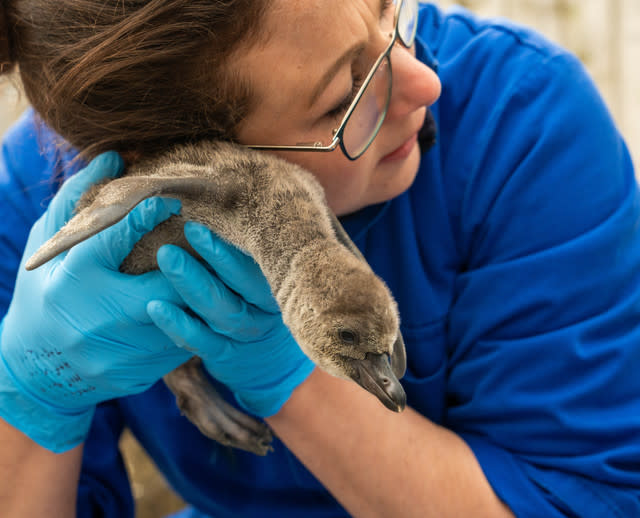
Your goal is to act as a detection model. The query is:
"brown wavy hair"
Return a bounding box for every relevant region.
[1,0,269,160]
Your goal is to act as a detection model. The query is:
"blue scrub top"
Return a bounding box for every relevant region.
[1,4,639,517]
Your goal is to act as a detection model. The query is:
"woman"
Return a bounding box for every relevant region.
[1,1,639,516]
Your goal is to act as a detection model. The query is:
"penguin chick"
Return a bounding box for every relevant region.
[27,141,407,413]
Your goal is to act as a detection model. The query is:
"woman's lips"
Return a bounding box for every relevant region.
[380,132,419,163]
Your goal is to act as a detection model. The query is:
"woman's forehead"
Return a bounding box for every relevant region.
[237,0,379,108]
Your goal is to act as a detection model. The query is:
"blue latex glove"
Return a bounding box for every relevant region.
[0,152,192,452]
[147,222,315,418]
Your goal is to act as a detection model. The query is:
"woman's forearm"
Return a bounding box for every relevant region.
[267,368,514,518]
[0,417,82,517]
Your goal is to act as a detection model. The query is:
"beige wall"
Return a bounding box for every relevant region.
[0,76,27,138]
[2,1,639,165]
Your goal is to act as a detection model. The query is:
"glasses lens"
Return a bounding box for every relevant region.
[342,56,392,159]
[398,0,418,47]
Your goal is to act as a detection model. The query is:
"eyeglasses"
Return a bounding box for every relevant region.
[246,0,419,161]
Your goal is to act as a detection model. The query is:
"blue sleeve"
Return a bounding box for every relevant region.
[77,401,134,518]
[435,13,640,517]
[0,112,133,517]
[0,110,55,314]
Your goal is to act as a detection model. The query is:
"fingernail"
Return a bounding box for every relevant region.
[163,197,182,214]
[184,221,213,247]
[93,151,124,178]
[147,300,168,321]
[142,196,180,218]
[157,245,184,273]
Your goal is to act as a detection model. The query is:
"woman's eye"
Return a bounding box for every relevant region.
[322,0,391,122]
[325,76,364,121]
[325,96,353,121]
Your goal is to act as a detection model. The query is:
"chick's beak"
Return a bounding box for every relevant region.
[352,353,407,412]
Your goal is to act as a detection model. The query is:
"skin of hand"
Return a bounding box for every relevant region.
[266,368,515,518]
[143,212,517,518]
[0,152,192,453]
[144,220,514,517]
[147,221,316,418]
[0,416,84,518]
[148,225,515,517]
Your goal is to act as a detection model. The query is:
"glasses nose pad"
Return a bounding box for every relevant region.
[342,57,392,159]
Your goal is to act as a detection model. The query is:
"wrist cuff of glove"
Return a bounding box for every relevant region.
[0,353,95,453]
[235,360,316,418]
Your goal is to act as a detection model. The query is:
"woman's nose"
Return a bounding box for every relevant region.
[388,45,441,117]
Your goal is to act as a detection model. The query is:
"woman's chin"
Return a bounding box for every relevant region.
[337,146,421,216]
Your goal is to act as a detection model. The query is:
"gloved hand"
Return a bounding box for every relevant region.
[0,152,192,452]
[147,221,315,418]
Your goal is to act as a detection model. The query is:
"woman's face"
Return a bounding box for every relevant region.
[235,0,441,216]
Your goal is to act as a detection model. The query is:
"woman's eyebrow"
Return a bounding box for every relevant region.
[308,42,366,109]
[306,0,389,109]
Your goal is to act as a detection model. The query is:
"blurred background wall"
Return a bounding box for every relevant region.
[0,2,638,517]
[0,77,26,137]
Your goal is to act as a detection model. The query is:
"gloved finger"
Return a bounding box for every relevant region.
[156,244,273,340]
[183,222,279,313]
[64,196,182,272]
[111,339,195,374]
[44,152,124,237]
[119,269,186,322]
[147,299,231,357]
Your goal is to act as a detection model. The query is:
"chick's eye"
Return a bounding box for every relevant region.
[339,329,359,345]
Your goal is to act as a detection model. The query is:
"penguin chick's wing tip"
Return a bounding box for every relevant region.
[24,231,78,270]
